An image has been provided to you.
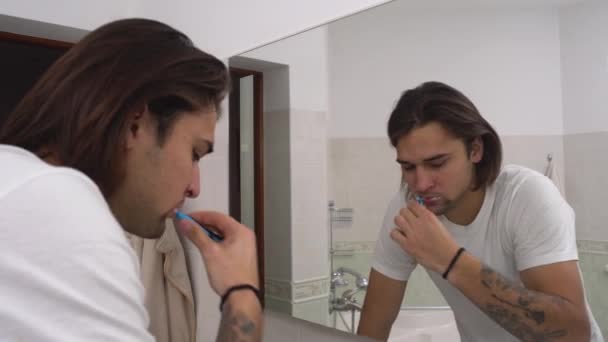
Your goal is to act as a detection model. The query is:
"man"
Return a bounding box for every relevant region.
[357,81,602,341]
[0,19,261,341]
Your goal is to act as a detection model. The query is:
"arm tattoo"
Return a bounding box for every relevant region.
[480,264,569,341]
[216,301,258,342]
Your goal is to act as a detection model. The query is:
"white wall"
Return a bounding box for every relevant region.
[328,2,564,138]
[0,0,137,33]
[560,0,608,241]
[560,0,608,134]
[1,0,391,58]
[131,0,391,58]
[243,27,329,112]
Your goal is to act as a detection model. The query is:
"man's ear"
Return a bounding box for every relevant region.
[125,105,147,150]
[470,136,484,164]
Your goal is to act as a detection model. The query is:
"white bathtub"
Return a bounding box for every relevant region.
[332,307,459,341]
[388,308,459,342]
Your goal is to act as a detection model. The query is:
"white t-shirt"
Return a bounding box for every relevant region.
[372,164,603,342]
[0,145,154,341]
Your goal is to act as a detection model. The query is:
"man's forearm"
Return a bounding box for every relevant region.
[448,252,589,341]
[216,290,263,342]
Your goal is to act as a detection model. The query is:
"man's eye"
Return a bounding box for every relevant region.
[402,164,415,171]
[429,160,446,169]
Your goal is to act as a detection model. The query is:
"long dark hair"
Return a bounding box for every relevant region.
[388,81,502,190]
[0,18,229,197]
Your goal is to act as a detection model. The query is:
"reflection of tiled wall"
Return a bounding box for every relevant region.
[291,109,330,282]
[329,138,400,243]
[264,109,293,315]
[578,240,608,338]
[402,267,447,307]
[265,276,331,324]
[331,242,446,308]
[501,135,565,185]
[564,133,608,338]
[265,278,292,304]
[565,132,608,241]
[293,298,331,326]
[332,247,374,305]
[264,108,331,319]
[289,107,331,323]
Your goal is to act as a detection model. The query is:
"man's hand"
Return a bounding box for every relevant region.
[175,211,259,296]
[176,211,263,342]
[390,200,459,274]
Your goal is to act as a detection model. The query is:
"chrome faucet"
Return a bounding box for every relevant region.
[335,267,369,290]
[330,267,369,313]
[329,267,369,333]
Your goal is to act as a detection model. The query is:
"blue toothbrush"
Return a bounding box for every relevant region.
[175,211,224,242]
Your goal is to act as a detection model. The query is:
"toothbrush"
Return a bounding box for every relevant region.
[175,211,224,242]
[414,195,425,205]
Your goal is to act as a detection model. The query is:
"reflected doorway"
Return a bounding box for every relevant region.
[228,68,265,303]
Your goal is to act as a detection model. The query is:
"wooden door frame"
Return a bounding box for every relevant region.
[0,31,73,49]
[228,67,265,304]
[0,31,72,130]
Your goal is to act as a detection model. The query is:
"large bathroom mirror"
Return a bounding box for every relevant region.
[229,0,607,339]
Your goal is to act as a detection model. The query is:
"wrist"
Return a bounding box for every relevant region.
[433,244,460,274]
[442,247,466,279]
[445,250,479,285]
[223,289,263,314]
[220,284,262,312]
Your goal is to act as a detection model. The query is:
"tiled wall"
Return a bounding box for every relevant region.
[501,135,565,185]
[331,245,447,309]
[565,133,608,337]
[290,108,330,281]
[264,109,293,314]
[328,138,400,243]
[265,275,332,325]
[263,107,332,322]
[290,108,331,323]
[331,247,375,306]
[565,132,608,241]
[578,240,608,338]
[293,297,331,326]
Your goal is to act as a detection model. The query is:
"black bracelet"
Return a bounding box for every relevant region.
[442,247,466,279]
[220,284,262,312]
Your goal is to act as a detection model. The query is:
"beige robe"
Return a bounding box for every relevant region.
[127,222,196,342]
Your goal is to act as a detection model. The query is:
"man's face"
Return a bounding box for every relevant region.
[109,106,217,238]
[396,122,482,217]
